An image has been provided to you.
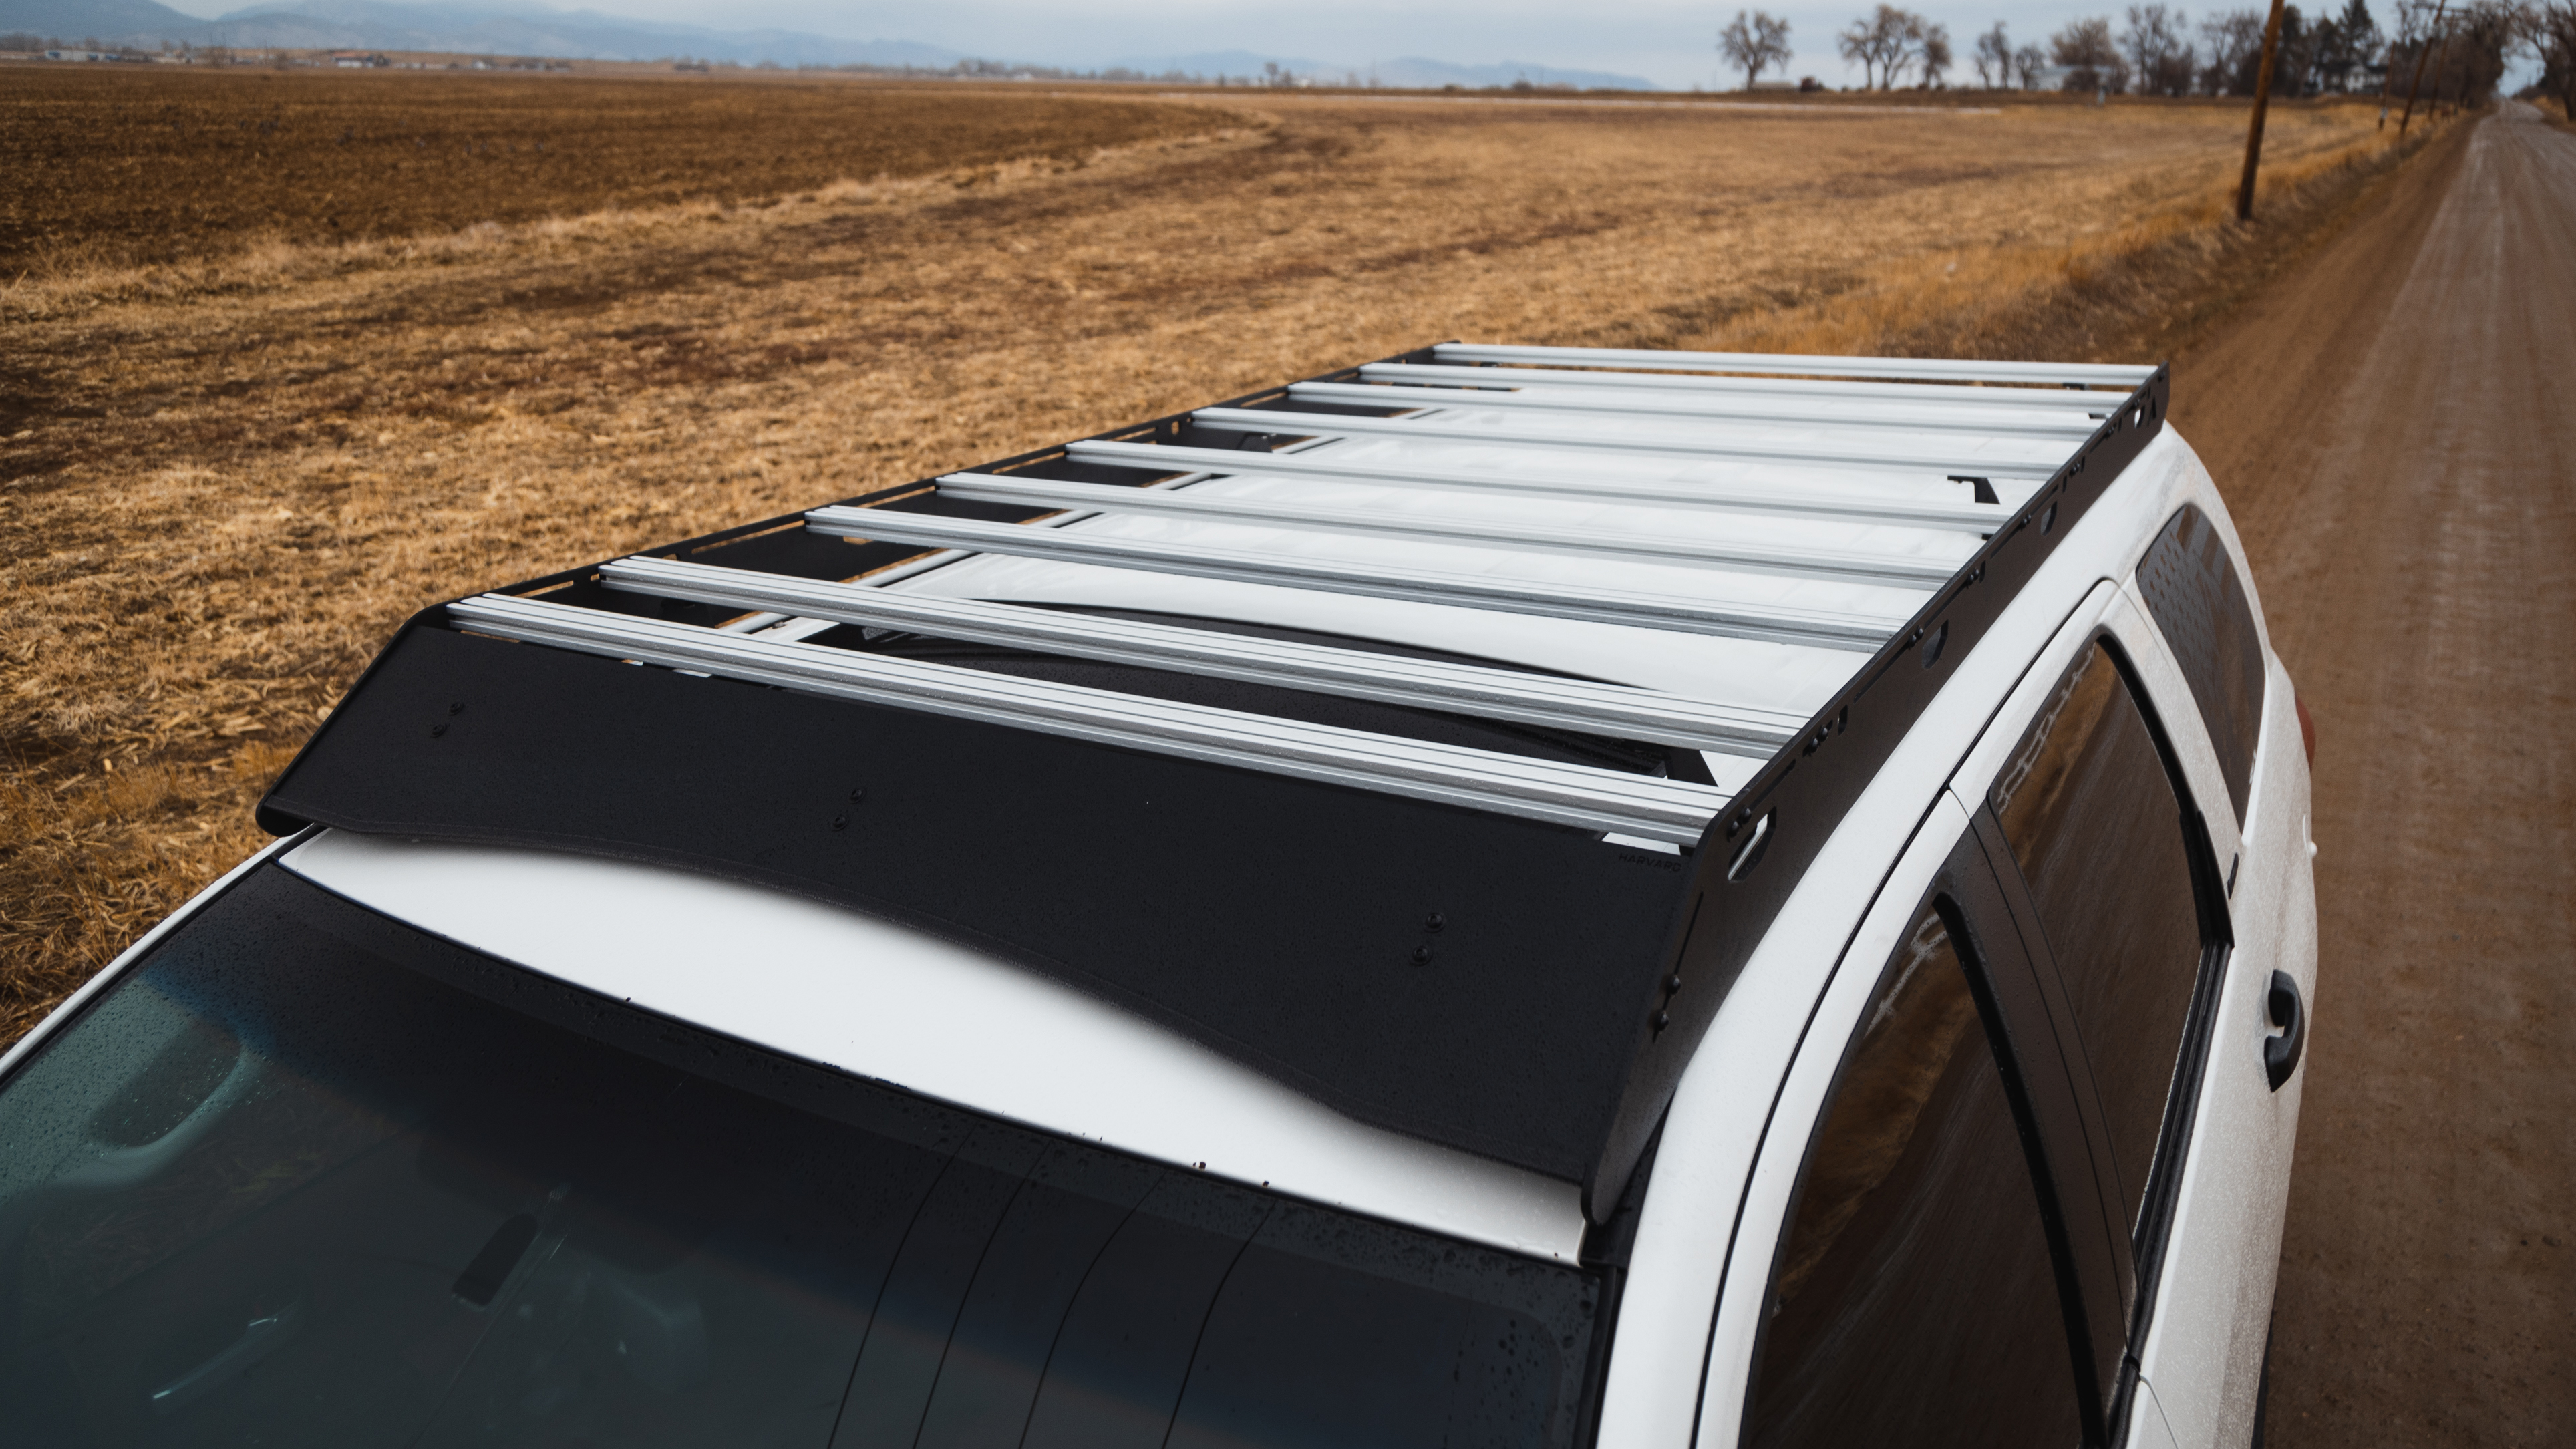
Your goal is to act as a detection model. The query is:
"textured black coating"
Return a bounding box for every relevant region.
[258,623,1692,1181]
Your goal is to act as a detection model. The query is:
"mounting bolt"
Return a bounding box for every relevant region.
[1653,1010,1671,1031]
[1423,913,1445,933]
[428,722,446,738]
[1665,974,1683,995]
[831,814,849,831]
[1410,945,1434,966]
[448,701,466,715]
[848,787,866,803]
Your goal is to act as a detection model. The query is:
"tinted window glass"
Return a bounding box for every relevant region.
[0,866,1599,1449]
[1990,641,2205,1233]
[1746,901,2080,1449]
[2134,505,2267,818]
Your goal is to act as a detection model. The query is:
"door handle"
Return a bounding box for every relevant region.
[2263,971,2305,1092]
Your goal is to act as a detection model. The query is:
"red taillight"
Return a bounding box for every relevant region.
[2294,691,2317,766]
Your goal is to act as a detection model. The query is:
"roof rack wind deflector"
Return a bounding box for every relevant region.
[931,474,1961,587]
[596,556,1807,756]
[1062,440,2010,533]
[800,508,1897,651]
[1184,407,2065,478]
[445,595,1732,844]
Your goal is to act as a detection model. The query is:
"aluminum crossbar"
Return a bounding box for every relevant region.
[601,556,1807,755]
[1186,407,2064,479]
[1360,363,2122,413]
[802,507,1896,651]
[1064,439,2007,532]
[1286,380,2098,438]
[1431,343,2156,389]
[935,474,1959,587]
[448,593,1732,844]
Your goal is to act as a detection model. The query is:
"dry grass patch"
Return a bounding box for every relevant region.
[2,90,2434,1039]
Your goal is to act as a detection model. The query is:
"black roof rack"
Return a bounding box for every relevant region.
[257,343,2168,1220]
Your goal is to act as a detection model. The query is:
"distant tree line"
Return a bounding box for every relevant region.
[1716,0,2567,112]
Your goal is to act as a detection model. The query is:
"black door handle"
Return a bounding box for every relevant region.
[2264,971,2305,1092]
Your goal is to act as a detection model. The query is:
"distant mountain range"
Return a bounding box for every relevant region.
[1,0,1656,88]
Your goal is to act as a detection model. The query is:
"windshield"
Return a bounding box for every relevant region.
[0,863,1601,1448]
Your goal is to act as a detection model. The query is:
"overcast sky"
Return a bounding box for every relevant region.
[158,0,2346,89]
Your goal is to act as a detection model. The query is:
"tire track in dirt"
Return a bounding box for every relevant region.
[2170,102,2575,1445]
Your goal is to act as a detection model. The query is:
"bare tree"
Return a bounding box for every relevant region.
[1838,4,1927,86]
[1919,21,1956,82]
[2053,15,2134,90]
[2013,40,2050,84]
[1974,20,2015,84]
[2125,3,2199,93]
[2534,0,2576,121]
[2199,7,2269,90]
[1721,9,1796,88]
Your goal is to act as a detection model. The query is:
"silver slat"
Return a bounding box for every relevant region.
[1430,343,2155,387]
[801,507,1896,651]
[1361,362,2124,412]
[1286,380,2096,437]
[598,555,1807,755]
[934,474,1959,587]
[1064,438,2009,533]
[1187,407,2064,478]
[447,594,1732,845]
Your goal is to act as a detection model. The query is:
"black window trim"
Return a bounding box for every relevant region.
[1973,627,2238,1447]
[1733,826,2118,1448]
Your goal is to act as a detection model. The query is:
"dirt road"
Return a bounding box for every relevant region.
[2172,102,2575,1444]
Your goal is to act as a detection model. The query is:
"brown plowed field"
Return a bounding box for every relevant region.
[0,67,1233,269]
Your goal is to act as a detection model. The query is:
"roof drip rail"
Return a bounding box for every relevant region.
[930,474,1961,587]
[1430,343,2156,387]
[1184,406,2065,478]
[799,507,1898,651]
[445,594,1732,844]
[1061,440,2010,532]
[595,555,1808,755]
[1284,381,2098,437]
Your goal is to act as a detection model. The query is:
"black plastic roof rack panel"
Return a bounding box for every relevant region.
[258,342,2169,1220]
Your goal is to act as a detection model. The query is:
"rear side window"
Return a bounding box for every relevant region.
[1745,900,2080,1449]
[2134,505,2267,818]
[1990,642,2205,1235]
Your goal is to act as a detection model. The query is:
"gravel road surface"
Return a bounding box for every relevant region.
[2173,102,2575,1444]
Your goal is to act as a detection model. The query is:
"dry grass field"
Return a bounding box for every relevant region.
[1,69,2433,1040]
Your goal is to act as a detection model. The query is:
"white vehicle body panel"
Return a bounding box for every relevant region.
[277,828,1588,1261]
[1673,428,2315,1446]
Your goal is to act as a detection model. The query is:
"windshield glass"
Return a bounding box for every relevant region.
[0,863,1600,1448]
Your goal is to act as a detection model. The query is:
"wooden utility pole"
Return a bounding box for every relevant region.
[2398,0,2448,134]
[2237,0,2291,220]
